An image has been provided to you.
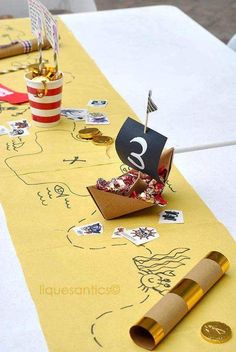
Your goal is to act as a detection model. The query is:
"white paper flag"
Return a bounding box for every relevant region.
[41,3,59,53]
[27,0,43,44]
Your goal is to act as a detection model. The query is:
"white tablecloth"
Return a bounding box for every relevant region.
[61,6,236,151]
[175,145,236,239]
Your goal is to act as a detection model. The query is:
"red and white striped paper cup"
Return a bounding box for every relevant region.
[25,72,63,127]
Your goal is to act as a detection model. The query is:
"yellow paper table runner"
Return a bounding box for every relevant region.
[0,19,235,351]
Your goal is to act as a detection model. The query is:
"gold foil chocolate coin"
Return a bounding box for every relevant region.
[201,321,232,344]
[79,128,101,140]
[92,135,113,146]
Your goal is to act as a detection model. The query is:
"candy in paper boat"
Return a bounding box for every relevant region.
[87,117,174,220]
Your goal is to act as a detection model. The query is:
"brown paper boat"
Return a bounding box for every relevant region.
[87,146,174,220]
[87,185,154,220]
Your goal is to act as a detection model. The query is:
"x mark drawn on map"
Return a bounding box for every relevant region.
[3,124,91,198]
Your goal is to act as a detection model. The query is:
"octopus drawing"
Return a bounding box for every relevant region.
[133,247,190,295]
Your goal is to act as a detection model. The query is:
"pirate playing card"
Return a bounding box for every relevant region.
[87,99,108,107]
[8,119,30,130]
[61,108,88,120]
[86,112,110,125]
[112,227,127,239]
[8,128,29,137]
[73,222,103,236]
[122,227,160,245]
[159,210,184,224]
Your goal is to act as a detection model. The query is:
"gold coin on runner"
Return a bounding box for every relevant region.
[92,135,113,146]
[201,321,232,344]
[79,128,101,140]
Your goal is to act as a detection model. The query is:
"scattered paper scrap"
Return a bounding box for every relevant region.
[0,84,28,104]
[61,108,88,120]
[112,227,127,239]
[88,99,108,107]
[159,210,184,224]
[73,222,103,236]
[0,125,9,135]
[86,112,109,125]
[122,227,159,245]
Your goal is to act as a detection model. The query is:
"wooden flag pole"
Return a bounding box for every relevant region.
[144,111,149,134]
[38,41,43,74]
[54,51,58,76]
[36,15,44,75]
[141,89,152,178]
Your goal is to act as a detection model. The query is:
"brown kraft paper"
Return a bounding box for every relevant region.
[0,37,51,59]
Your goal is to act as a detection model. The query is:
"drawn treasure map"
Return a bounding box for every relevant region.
[0,19,235,352]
